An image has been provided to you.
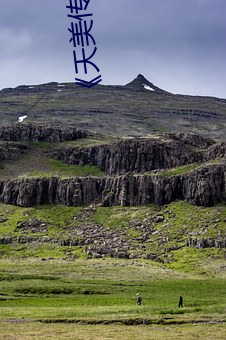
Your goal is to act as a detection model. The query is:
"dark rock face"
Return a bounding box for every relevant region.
[0,128,225,208]
[0,142,28,161]
[0,177,102,207]
[204,142,226,160]
[165,132,215,149]
[187,237,226,249]
[0,145,12,161]
[181,165,226,206]
[0,124,90,143]
[52,138,202,175]
[0,164,225,207]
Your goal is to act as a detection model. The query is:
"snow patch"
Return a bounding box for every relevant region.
[57,84,65,87]
[57,89,62,92]
[18,115,27,123]
[143,84,155,91]
[29,86,34,89]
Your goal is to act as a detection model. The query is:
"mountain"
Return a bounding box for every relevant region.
[0,75,225,266]
[0,74,226,140]
[125,74,171,94]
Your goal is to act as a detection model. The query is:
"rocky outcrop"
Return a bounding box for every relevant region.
[0,142,28,161]
[16,218,48,233]
[52,138,203,175]
[0,237,13,244]
[0,236,78,246]
[165,132,215,149]
[0,164,225,207]
[187,237,226,249]
[181,165,226,205]
[0,124,90,143]
[0,177,102,207]
[0,129,225,208]
[204,142,226,160]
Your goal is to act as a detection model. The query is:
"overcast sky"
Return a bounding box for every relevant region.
[0,0,225,97]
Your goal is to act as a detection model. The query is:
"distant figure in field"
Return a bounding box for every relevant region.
[137,293,142,306]
[178,294,183,308]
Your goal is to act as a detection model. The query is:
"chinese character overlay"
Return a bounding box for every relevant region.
[66,0,102,88]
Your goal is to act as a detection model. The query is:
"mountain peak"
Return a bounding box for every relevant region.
[137,73,146,80]
[125,74,171,94]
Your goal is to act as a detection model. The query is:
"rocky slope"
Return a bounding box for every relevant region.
[0,202,225,262]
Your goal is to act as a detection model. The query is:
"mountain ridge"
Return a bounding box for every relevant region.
[0,74,226,140]
[1,73,224,98]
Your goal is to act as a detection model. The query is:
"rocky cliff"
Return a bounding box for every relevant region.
[52,137,204,175]
[0,123,90,142]
[0,126,225,208]
[0,164,225,207]
[0,142,28,161]
[164,132,215,149]
[204,142,226,160]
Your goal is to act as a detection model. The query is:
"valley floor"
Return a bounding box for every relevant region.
[0,257,225,339]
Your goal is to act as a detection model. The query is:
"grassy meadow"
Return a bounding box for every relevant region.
[0,199,225,338]
[0,257,225,339]
[0,258,225,320]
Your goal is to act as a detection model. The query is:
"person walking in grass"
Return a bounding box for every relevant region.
[178,294,183,308]
[137,293,142,306]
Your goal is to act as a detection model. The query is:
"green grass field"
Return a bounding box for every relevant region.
[0,258,225,339]
[0,200,225,338]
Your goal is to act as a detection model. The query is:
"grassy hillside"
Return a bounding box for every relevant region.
[0,201,225,277]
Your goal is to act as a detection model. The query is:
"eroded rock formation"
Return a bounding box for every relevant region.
[0,123,90,142]
[0,164,225,207]
[52,138,203,175]
[204,142,226,160]
[0,127,225,208]
[0,142,28,161]
[187,237,226,249]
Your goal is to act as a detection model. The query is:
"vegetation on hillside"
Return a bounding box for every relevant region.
[0,201,225,278]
